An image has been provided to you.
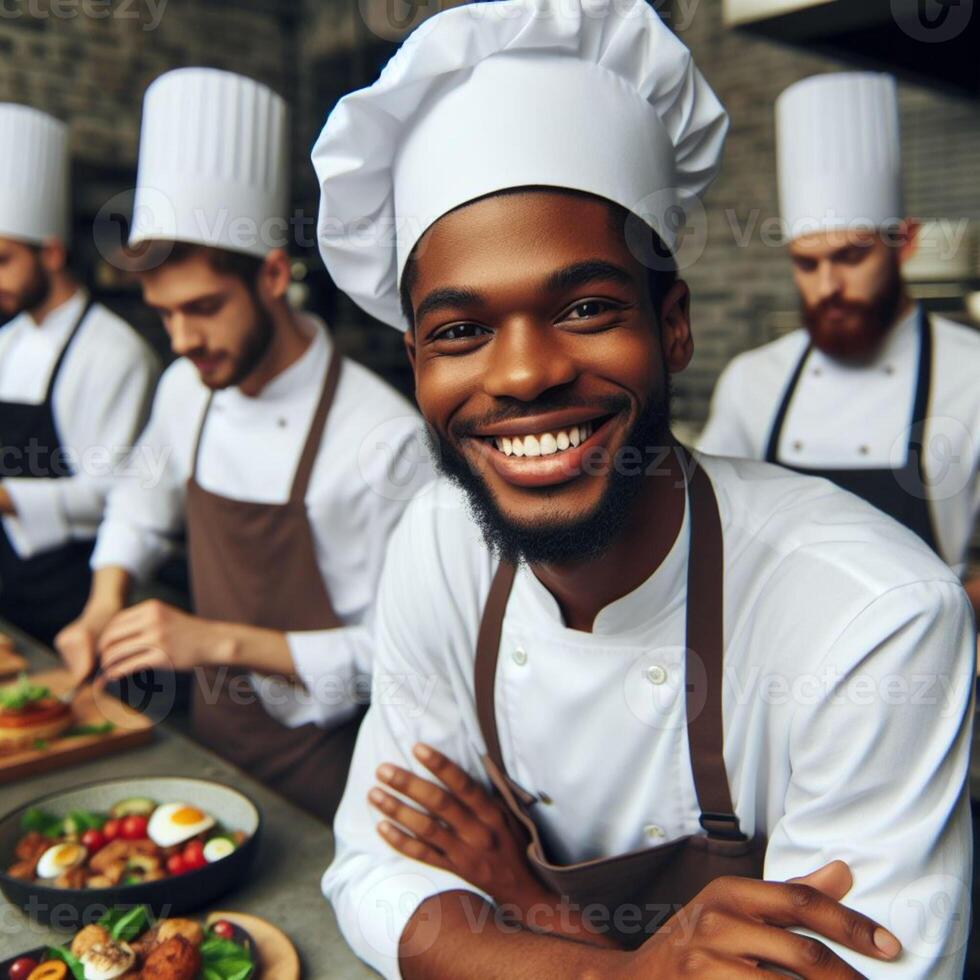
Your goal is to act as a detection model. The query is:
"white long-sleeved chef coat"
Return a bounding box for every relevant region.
[92,315,433,729]
[324,454,974,979]
[699,307,980,574]
[0,289,160,558]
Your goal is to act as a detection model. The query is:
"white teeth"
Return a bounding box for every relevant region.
[493,421,601,458]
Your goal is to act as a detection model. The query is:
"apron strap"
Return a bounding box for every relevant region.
[44,296,97,403]
[685,460,743,839]
[474,560,517,773]
[290,344,342,505]
[764,340,812,463]
[907,309,934,482]
[190,393,214,479]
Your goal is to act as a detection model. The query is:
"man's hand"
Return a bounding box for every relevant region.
[56,604,117,683]
[602,862,901,978]
[370,744,557,914]
[96,600,223,683]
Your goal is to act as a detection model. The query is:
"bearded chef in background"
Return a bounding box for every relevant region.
[0,104,159,644]
[700,73,980,617]
[313,3,972,977]
[56,68,429,821]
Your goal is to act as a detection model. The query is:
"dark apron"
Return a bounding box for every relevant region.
[186,348,364,822]
[0,298,96,645]
[475,461,765,949]
[764,308,940,554]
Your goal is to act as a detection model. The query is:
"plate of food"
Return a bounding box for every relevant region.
[0,903,299,980]
[0,778,261,927]
[0,676,75,749]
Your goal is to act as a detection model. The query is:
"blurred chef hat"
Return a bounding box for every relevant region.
[312,0,729,330]
[130,68,290,258]
[0,104,70,246]
[777,72,903,243]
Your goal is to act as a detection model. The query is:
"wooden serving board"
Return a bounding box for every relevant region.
[207,911,301,980]
[0,669,154,784]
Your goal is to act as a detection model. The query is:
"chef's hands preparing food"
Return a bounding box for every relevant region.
[370,744,620,948]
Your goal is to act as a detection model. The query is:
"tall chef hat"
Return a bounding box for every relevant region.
[0,104,70,246]
[777,72,903,242]
[130,68,289,258]
[312,0,729,330]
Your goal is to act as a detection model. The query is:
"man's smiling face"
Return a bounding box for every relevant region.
[403,189,691,564]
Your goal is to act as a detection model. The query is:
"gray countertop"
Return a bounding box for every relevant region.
[0,625,377,979]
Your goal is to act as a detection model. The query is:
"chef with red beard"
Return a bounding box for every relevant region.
[700,73,980,617]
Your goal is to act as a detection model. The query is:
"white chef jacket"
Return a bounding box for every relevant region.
[0,289,160,559]
[699,307,980,575]
[92,314,433,729]
[324,455,974,979]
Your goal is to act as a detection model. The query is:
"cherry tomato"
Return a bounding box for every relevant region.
[7,957,37,980]
[211,920,235,940]
[80,829,106,853]
[182,840,206,870]
[102,818,121,842]
[166,854,187,876]
[120,815,149,840]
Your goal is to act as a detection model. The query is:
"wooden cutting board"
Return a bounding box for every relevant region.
[0,669,154,784]
[206,911,301,980]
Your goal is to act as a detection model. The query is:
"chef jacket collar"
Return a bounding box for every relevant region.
[214,312,332,411]
[519,485,690,637]
[12,286,87,336]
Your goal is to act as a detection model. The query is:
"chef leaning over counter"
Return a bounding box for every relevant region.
[55,68,430,822]
[313,2,974,978]
[700,73,980,618]
[0,104,160,645]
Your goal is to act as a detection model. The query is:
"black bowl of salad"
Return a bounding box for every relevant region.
[0,777,261,928]
[0,905,259,980]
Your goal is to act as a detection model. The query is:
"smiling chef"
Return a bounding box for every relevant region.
[700,72,980,618]
[0,104,159,644]
[311,1,974,977]
[55,68,429,821]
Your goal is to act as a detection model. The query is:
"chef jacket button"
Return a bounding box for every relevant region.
[512,647,528,666]
[811,367,822,377]
[858,445,870,456]
[792,440,804,452]
[278,417,288,428]
[645,664,668,686]
[644,823,666,839]
[884,364,895,375]
[538,792,553,806]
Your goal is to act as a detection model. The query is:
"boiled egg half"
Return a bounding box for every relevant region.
[36,841,87,879]
[80,941,136,980]
[147,802,215,847]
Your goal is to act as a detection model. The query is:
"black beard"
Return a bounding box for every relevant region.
[220,298,276,389]
[429,384,674,566]
[19,256,51,316]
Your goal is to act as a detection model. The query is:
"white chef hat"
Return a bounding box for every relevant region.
[130,68,290,258]
[0,104,70,247]
[777,72,903,243]
[312,0,729,330]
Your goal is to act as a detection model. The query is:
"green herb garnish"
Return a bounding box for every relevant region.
[0,673,50,711]
[63,810,107,834]
[201,935,255,980]
[21,806,65,837]
[62,722,115,738]
[98,904,152,941]
[43,945,86,980]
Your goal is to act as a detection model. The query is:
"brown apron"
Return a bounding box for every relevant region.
[186,349,364,822]
[475,461,766,948]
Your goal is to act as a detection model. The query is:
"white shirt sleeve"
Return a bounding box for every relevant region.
[698,358,758,458]
[259,420,437,730]
[322,508,492,980]
[90,367,195,581]
[764,578,974,979]
[2,328,160,558]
